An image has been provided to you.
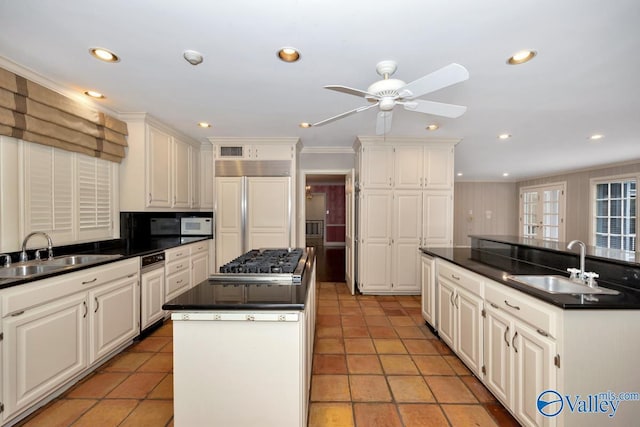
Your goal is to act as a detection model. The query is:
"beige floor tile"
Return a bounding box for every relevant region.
[425,376,478,403]
[66,372,128,398]
[316,326,344,338]
[106,373,166,399]
[311,375,351,401]
[443,355,473,375]
[344,338,376,354]
[346,354,383,374]
[339,306,362,315]
[119,400,173,427]
[71,399,138,427]
[368,326,399,338]
[317,314,342,326]
[365,315,391,326]
[341,315,366,326]
[101,352,154,373]
[403,339,439,355]
[147,374,174,399]
[361,307,385,315]
[349,375,392,402]
[318,306,341,315]
[387,376,435,403]
[339,299,360,307]
[412,355,456,375]
[313,354,348,374]
[315,338,345,354]
[137,353,173,372]
[394,326,427,339]
[21,399,96,427]
[398,403,449,427]
[353,403,403,427]
[379,355,419,375]
[388,316,416,326]
[342,326,370,338]
[373,338,407,354]
[442,404,499,427]
[308,403,354,427]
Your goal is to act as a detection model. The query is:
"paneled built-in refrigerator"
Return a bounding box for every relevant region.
[215,160,293,269]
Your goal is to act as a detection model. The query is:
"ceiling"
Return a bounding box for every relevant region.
[0,0,638,181]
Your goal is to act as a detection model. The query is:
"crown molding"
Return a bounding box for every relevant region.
[300,146,354,154]
[355,136,461,146]
[206,137,300,145]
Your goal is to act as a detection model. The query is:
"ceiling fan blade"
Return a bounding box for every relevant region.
[312,103,379,127]
[325,85,379,99]
[398,63,469,99]
[402,99,467,118]
[376,111,393,135]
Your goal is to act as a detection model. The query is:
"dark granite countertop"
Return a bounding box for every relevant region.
[163,249,316,311]
[0,236,210,290]
[421,247,640,309]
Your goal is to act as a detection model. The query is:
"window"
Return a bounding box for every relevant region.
[592,176,637,251]
[519,183,566,241]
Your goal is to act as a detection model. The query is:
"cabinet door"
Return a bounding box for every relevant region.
[191,146,200,208]
[483,305,513,408]
[246,177,290,250]
[141,267,165,331]
[216,177,243,267]
[513,322,556,427]
[423,190,453,247]
[3,293,87,418]
[360,145,393,189]
[420,255,435,326]
[359,191,392,292]
[249,144,293,160]
[172,139,191,208]
[436,278,456,348]
[392,191,422,291]
[146,126,172,207]
[191,252,209,287]
[423,146,453,189]
[166,269,191,301]
[455,287,483,375]
[88,275,139,364]
[200,149,214,209]
[393,145,423,188]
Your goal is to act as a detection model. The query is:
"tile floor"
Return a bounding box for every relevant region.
[16,282,520,427]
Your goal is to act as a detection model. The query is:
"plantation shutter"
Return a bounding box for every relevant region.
[77,156,113,240]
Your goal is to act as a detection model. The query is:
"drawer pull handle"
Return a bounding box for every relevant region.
[504,326,510,347]
[94,297,100,313]
[451,274,460,280]
[490,302,499,309]
[512,331,519,353]
[177,279,183,284]
[176,253,183,257]
[83,301,87,318]
[454,293,459,309]
[82,278,97,285]
[176,264,183,269]
[536,328,549,337]
[11,310,25,317]
[450,292,455,306]
[504,300,521,310]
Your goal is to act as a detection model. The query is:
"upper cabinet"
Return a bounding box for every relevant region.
[215,142,295,161]
[359,145,394,189]
[120,114,210,212]
[393,145,454,189]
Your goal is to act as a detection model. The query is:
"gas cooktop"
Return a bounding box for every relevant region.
[213,248,307,283]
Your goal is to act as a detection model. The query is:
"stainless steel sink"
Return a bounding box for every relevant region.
[45,254,122,266]
[506,275,620,295]
[0,254,123,280]
[0,264,61,278]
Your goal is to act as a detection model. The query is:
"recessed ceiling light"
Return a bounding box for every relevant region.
[456,172,463,177]
[589,134,604,140]
[299,122,311,128]
[507,49,536,65]
[89,47,119,63]
[498,133,512,140]
[426,124,439,131]
[84,90,105,99]
[198,122,212,128]
[503,172,510,177]
[278,47,300,63]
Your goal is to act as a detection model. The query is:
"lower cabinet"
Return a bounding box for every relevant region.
[420,254,436,327]
[0,258,139,423]
[165,240,210,303]
[190,241,209,287]
[140,266,165,331]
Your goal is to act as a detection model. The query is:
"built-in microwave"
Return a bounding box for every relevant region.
[181,216,214,236]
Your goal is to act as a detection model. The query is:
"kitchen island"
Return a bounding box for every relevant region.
[163,248,316,427]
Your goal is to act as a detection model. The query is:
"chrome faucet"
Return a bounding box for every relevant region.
[20,232,54,262]
[567,239,586,282]
[566,239,599,287]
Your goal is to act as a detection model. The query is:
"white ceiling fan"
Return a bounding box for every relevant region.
[311,60,469,134]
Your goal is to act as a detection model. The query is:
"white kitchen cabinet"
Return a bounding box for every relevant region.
[190,241,209,287]
[358,190,392,293]
[88,274,139,364]
[199,148,214,209]
[120,114,203,211]
[216,142,294,160]
[248,143,294,160]
[360,145,393,189]
[483,302,512,405]
[215,177,243,267]
[436,259,484,376]
[140,266,165,331]
[393,145,453,190]
[165,246,191,302]
[422,190,453,247]
[392,191,422,292]
[420,254,436,327]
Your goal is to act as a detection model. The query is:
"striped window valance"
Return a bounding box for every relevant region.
[0,66,127,163]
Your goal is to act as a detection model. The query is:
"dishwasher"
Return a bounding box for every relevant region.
[140,251,166,334]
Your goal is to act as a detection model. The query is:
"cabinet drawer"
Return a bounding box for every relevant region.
[165,247,189,263]
[484,280,559,337]
[437,260,484,297]
[189,241,208,255]
[166,259,189,275]
[166,269,190,296]
[2,258,138,317]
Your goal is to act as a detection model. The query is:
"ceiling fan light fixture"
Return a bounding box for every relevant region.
[89,47,119,63]
[299,122,311,128]
[498,133,512,140]
[84,90,105,99]
[507,50,536,65]
[277,47,300,62]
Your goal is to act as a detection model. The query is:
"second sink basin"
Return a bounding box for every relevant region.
[506,275,620,295]
[0,264,61,278]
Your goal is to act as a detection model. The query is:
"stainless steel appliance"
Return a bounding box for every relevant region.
[140,251,166,333]
[213,248,307,283]
[150,218,180,236]
[180,216,213,236]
